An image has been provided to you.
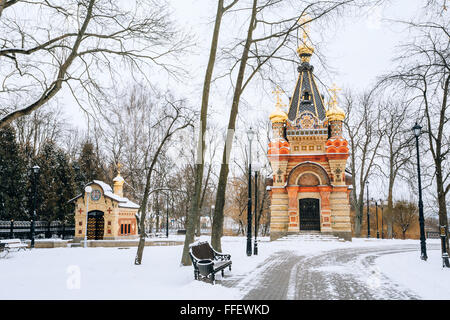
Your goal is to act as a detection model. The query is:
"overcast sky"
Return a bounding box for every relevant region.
[55,0,430,205]
[62,0,424,131]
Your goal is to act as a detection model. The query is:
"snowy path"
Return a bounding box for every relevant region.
[224,243,441,300]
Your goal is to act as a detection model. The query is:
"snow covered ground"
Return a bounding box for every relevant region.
[376,247,450,300]
[0,236,446,299]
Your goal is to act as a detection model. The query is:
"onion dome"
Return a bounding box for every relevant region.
[326,105,346,122]
[325,84,345,121]
[270,87,288,123]
[113,163,125,197]
[113,163,124,186]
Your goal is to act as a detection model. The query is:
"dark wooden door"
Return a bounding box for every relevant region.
[299,198,320,231]
[87,211,104,240]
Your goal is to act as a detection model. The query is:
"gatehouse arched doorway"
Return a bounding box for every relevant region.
[299,198,320,231]
[87,210,104,240]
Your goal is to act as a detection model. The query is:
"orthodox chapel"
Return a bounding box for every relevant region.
[267,23,352,241]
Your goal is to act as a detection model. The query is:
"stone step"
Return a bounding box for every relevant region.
[278,233,340,242]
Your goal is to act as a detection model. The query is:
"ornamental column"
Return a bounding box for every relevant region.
[287,187,299,232]
[319,189,332,232]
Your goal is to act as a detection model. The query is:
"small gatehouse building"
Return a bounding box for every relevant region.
[70,170,139,241]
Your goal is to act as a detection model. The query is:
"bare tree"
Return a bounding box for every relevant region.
[381,18,450,253]
[0,0,190,128]
[377,99,415,238]
[181,0,239,266]
[342,91,383,236]
[133,93,195,265]
[392,200,418,239]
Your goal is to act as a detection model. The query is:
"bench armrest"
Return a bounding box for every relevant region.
[213,252,231,261]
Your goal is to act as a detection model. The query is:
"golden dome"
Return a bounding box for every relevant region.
[113,163,124,186]
[326,83,345,121]
[270,109,288,123]
[326,105,345,122]
[270,87,288,123]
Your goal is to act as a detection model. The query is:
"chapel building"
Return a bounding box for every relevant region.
[70,169,139,241]
[267,25,352,241]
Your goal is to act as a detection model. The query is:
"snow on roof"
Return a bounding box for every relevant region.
[68,180,140,209]
[93,180,113,193]
[113,175,124,182]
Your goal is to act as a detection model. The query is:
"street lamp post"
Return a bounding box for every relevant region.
[246,127,255,257]
[84,185,92,248]
[253,162,261,256]
[31,165,40,248]
[166,195,169,238]
[372,198,379,239]
[366,181,370,238]
[412,123,427,261]
[380,199,385,239]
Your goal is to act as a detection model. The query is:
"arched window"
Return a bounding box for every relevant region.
[302,91,310,101]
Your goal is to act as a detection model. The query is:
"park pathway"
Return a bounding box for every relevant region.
[222,243,441,300]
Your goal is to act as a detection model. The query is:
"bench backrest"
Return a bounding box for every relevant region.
[0,239,22,244]
[191,242,215,260]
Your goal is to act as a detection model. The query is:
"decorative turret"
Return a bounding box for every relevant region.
[269,86,288,141]
[113,163,124,197]
[269,87,288,124]
[325,84,345,137]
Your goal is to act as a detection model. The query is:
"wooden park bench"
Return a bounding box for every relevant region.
[189,241,232,284]
[0,239,28,258]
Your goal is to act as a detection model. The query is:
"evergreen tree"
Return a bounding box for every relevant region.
[75,141,106,192]
[34,141,76,223]
[54,149,76,223]
[35,141,59,222]
[0,126,27,220]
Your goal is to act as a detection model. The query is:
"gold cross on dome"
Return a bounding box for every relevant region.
[117,162,123,175]
[328,83,341,107]
[272,86,286,108]
[298,14,311,42]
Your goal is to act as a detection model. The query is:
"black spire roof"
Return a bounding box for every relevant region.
[287,62,326,122]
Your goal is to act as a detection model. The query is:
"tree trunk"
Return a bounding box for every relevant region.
[180,0,230,265]
[211,0,258,252]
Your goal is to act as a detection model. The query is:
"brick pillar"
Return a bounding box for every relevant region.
[287,187,299,232]
[319,190,332,232]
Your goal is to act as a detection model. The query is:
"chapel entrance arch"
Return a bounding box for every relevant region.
[299,198,320,231]
[87,210,104,240]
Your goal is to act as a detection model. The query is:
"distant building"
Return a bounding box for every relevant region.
[70,169,139,241]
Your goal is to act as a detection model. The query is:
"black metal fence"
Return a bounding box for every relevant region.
[0,220,75,240]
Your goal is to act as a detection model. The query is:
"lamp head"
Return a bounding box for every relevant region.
[412,122,422,137]
[252,162,262,173]
[247,127,256,142]
[32,165,40,174]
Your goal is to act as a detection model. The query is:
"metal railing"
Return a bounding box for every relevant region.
[0,220,75,240]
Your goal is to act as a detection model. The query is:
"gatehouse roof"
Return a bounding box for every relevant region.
[68,180,140,209]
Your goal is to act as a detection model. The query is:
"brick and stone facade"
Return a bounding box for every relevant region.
[70,171,139,241]
[267,36,352,241]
